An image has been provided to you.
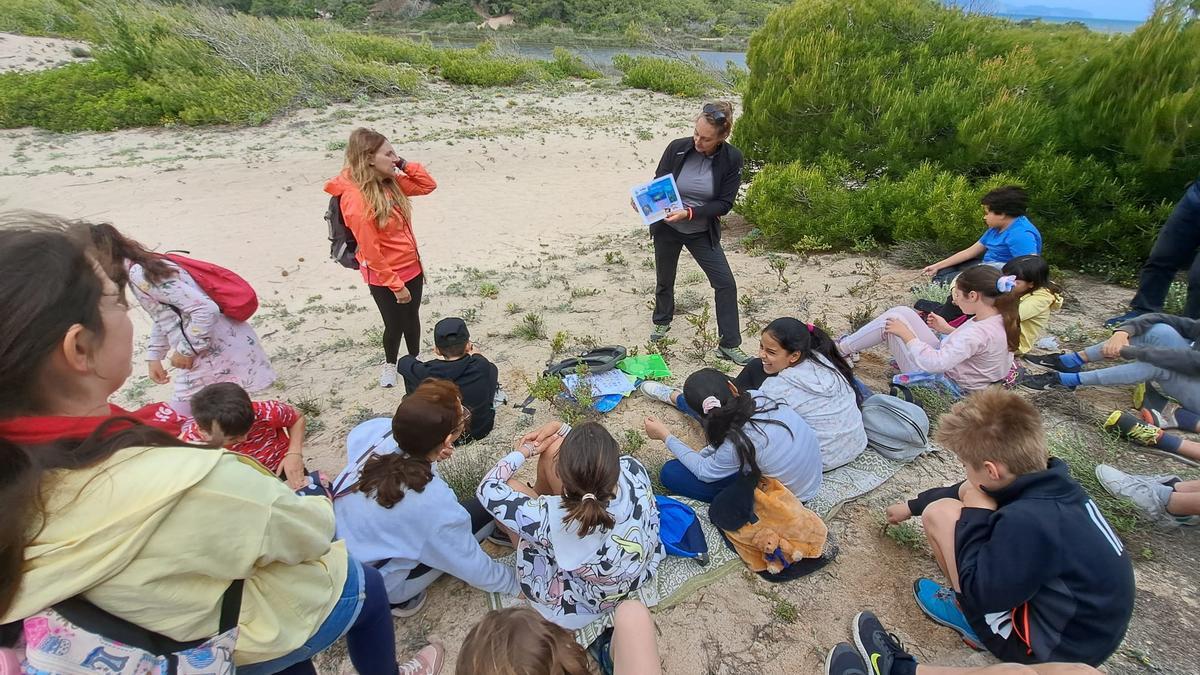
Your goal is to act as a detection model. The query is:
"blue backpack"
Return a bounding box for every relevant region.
[655,496,709,565]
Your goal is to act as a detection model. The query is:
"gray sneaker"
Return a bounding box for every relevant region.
[715,345,751,366]
[1095,464,1178,523]
[649,324,671,341]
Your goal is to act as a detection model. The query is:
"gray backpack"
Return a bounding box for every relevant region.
[861,394,930,461]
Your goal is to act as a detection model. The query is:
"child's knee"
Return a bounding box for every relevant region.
[1141,322,1183,344]
[922,498,964,534]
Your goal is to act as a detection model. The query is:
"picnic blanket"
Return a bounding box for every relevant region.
[484,447,914,645]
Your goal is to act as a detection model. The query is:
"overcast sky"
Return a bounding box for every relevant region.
[1003,1,1154,21]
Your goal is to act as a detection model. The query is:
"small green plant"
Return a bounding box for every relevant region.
[910,280,951,304]
[909,386,955,422]
[604,251,626,265]
[1048,431,1144,535]
[681,270,705,286]
[513,313,547,340]
[343,405,386,427]
[883,521,925,551]
[549,330,570,358]
[570,287,602,299]
[675,289,705,313]
[439,449,495,501]
[478,282,499,299]
[686,304,719,360]
[505,301,523,315]
[1164,280,1187,316]
[460,306,480,323]
[644,336,678,357]
[611,54,718,97]
[292,395,323,418]
[444,281,467,296]
[766,254,790,290]
[1052,322,1111,352]
[847,302,876,333]
[641,256,655,269]
[620,428,645,455]
[739,293,764,315]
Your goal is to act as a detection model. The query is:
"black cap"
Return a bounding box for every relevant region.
[434,317,470,349]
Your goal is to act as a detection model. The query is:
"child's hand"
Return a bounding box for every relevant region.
[1101,331,1130,359]
[885,502,912,524]
[520,421,564,447]
[643,416,670,442]
[148,360,170,384]
[925,312,952,334]
[281,454,307,490]
[884,318,916,342]
[169,352,195,370]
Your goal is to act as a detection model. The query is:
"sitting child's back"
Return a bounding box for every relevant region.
[397,317,497,442]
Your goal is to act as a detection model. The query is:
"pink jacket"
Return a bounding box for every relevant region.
[905,314,1013,391]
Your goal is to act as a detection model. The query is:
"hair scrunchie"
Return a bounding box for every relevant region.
[996,275,1018,293]
[701,396,722,414]
[806,323,816,333]
[581,493,597,502]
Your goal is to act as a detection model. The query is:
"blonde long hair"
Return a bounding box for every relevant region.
[345,127,411,228]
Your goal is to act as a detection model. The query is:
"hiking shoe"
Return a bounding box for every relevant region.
[649,324,672,342]
[399,642,444,675]
[1105,310,1146,328]
[1023,352,1082,374]
[380,362,398,388]
[825,642,869,675]
[1105,410,1167,447]
[391,590,427,618]
[1017,371,1072,392]
[912,578,982,650]
[640,380,680,405]
[714,345,752,366]
[853,611,916,675]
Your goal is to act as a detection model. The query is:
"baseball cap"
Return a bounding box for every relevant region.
[434,317,470,349]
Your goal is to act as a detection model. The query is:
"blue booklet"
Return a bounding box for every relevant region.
[631,174,684,226]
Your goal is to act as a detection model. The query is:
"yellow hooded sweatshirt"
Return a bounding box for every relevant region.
[1017,287,1065,355]
[3,444,348,667]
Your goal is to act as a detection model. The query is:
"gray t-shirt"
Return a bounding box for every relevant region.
[670,152,715,234]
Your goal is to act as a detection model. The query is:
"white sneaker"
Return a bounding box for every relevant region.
[1095,464,1177,522]
[391,590,427,618]
[380,362,398,388]
[640,380,680,405]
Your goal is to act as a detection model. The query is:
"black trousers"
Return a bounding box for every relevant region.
[652,226,741,348]
[1130,180,1200,317]
[368,273,424,363]
[734,358,769,390]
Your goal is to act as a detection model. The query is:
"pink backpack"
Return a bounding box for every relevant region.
[163,253,258,322]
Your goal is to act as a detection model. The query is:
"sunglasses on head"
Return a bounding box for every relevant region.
[702,104,727,124]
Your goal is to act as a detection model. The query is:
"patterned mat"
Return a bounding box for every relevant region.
[485,448,914,645]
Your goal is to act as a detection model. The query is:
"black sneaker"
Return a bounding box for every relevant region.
[825,642,869,675]
[1018,371,1073,391]
[1023,352,1081,373]
[853,611,915,675]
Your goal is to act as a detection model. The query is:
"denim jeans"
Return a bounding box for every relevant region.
[1129,180,1200,317]
[659,459,739,503]
[241,559,398,675]
[652,225,741,348]
[1079,323,1200,411]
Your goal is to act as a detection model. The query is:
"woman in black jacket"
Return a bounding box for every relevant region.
[643,101,748,365]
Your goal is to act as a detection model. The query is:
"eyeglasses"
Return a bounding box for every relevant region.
[702,104,728,125]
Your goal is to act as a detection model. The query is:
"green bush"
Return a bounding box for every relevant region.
[540,47,602,80]
[735,0,1200,272]
[0,0,82,36]
[612,53,717,97]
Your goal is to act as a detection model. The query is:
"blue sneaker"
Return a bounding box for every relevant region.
[912,578,982,650]
[1105,309,1146,328]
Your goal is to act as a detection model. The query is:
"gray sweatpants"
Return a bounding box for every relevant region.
[1079,323,1200,411]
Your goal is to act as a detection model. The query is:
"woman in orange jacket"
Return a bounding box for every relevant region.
[325,128,437,388]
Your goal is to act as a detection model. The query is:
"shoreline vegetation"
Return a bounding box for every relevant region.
[1,0,1196,278]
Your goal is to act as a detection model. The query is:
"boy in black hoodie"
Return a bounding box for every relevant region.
[397,317,499,443]
[881,389,1134,669]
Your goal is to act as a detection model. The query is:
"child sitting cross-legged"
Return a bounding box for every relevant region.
[181,382,309,490]
[885,389,1134,667]
[397,316,499,443]
[477,421,665,630]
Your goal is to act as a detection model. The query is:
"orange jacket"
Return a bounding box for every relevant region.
[324,163,437,291]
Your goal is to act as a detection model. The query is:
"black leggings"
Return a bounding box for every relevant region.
[368,274,424,363]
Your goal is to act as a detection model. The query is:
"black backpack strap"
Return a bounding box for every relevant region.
[218,579,245,634]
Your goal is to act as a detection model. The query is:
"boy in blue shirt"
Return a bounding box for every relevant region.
[923,186,1042,284]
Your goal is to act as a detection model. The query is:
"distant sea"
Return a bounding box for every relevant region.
[994,13,1143,33]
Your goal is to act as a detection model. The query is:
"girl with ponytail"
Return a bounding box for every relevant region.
[334,378,518,616]
[642,318,867,471]
[837,265,1018,393]
[477,420,664,630]
[643,368,824,502]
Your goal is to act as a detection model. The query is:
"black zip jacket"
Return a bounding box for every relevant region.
[912,459,1134,666]
[1117,312,1200,376]
[652,137,744,246]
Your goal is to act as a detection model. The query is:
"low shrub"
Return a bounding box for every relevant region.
[612,53,718,97]
[540,47,602,80]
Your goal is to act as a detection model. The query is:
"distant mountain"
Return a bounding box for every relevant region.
[999,4,1094,18]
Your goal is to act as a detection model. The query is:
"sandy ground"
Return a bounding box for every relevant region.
[0,32,88,72]
[2,34,1198,674]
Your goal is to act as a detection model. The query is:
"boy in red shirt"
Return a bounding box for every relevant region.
[181,382,308,489]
